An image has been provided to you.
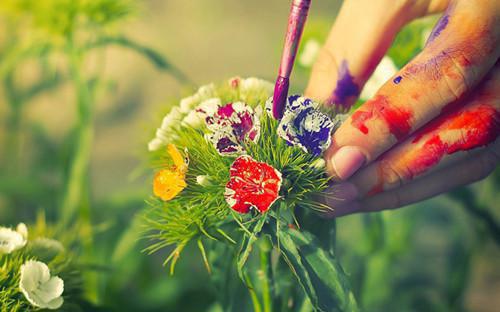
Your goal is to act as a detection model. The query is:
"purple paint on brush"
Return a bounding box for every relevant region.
[331,60,359,107]
[426,14,449,44]
[393,76,402,84]
[272,76,289,119]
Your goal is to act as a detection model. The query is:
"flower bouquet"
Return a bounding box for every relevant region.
[144,77,357,311]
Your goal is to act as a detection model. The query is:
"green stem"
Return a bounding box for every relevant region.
[3,72,22,173]
[244,273,263,312]
[61,41,94,227]
[60,42,94,228]
[259,242,272,312]
[60,39,100,303]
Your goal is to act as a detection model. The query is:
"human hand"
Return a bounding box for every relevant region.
[305,0,500,217]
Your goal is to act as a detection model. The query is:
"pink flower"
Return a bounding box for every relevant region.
[225,156,282,214]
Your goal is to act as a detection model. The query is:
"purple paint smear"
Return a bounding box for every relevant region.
[331,60,359,108]
[427,14,449,45]
[272,76,289,119]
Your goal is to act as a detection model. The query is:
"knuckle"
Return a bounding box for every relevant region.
[438,51,472,102]
[379,161,406,189]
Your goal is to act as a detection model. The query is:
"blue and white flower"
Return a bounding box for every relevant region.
[267,95,343,156]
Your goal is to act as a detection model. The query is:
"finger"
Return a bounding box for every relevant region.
[305,0,449,108]
[326,138,500,217]
[350,66,500,196]
[325,0,500,180]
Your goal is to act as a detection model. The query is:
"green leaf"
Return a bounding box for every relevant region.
[207,240,253,312]
[269,222,358,312]
[237,215,267,282]
[87,36,193,85]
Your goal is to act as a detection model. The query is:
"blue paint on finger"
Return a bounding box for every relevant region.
[331,60,359,107]
[427,14,449,44]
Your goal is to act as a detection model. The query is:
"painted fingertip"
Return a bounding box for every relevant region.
[330,146,366,180]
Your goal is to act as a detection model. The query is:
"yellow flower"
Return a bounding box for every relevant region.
[153,144,188,201]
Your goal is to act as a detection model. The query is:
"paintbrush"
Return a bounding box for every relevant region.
[272,0,312,119]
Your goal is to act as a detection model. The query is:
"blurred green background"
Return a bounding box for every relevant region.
[0,0,499,311]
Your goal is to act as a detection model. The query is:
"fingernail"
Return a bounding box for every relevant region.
[331,146,366,180]
[324,201,362,218]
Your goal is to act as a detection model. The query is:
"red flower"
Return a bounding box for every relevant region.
[225,156,282,214]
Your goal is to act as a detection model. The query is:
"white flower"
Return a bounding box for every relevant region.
[148,138,164,152]
[360,56,398,100]
[240,77,273,94]
[311,158,326,170]
[182,98,221,128]
[20,260,64,310]
[148,107,185,151]
[179,83,217,113]
[0,223,28,254]
[196,175,212,187]
[149,84,218,151]
[161,107,183,130]
[299,39,321,68]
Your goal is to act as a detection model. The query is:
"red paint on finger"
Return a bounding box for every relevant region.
[351,95,413,140]
[366,103,500,195]
[403,104,499,179]
[351,110,370,134]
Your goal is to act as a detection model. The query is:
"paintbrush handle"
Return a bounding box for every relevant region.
[279,0,311,78]
[273,0,311,119]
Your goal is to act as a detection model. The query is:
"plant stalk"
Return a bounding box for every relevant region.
[259,241,273,312]
[60,42,94,228]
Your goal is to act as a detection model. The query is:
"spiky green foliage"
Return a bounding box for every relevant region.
[144,78,332,271]
[0,218,85,311]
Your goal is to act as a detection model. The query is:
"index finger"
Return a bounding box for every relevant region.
[326,0,500,180]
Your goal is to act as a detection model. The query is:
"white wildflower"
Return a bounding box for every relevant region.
[196,175,212,187]
[360,56,398,100]
[240,77,273,94]
[0,223,28,254]
[182,98,221,127]
[299,39,321,67]
[196,83,217,98]
[148,138,164,152]
[179,83,217,113]
[311,158,326,170]
[19,260,64,310]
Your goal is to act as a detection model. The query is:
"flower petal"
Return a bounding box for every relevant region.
[37,276,64,302]
[0,227,26,254]
[19,260,63,309]
[225,156,282,214]
[206,102,260,156]
[271,95,343,156]
[46,296,64,310]
[153,170,187,201]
